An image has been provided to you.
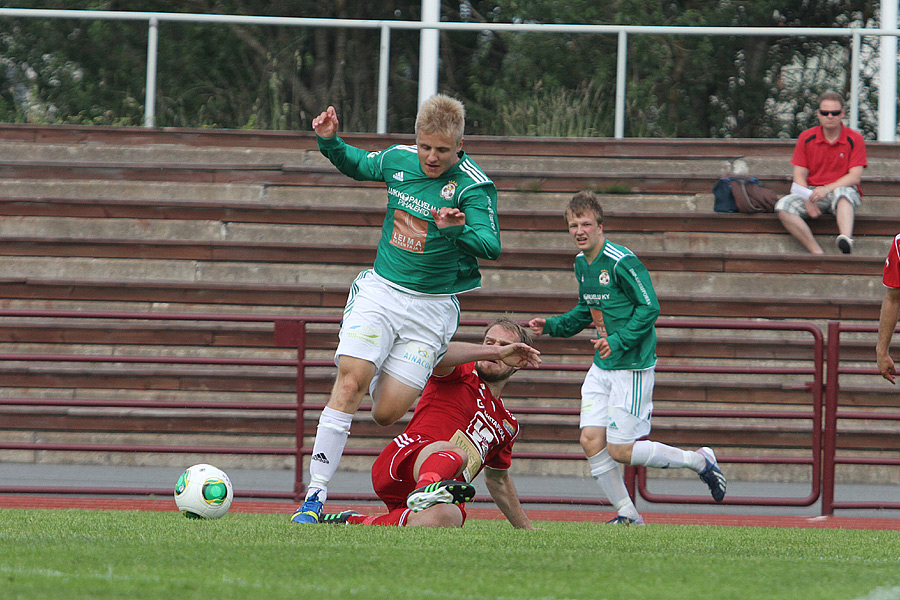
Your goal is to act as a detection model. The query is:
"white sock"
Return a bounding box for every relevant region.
[588,449,640,520]
[630,440,705,472]
[306,406,353,502]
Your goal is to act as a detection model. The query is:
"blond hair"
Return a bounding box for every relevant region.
[415,94,465,145]
[565,190,604,225]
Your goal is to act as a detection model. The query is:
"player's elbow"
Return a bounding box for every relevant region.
[482,242,501,261]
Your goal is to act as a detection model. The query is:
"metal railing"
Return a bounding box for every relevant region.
[823,320,900,515]
[3,309,891,516]
[1,8,898,137]
[0,309,301,500]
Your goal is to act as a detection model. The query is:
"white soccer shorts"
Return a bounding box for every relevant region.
[579,363,654,444]
[335,269,460,392]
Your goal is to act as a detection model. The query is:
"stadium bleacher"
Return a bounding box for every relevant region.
[0,123,898,491]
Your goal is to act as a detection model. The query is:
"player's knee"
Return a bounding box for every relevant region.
[371,385,422,426]
[371,403,405,426]
[329,376,369,413]
[579,429,604,455]
[606,443,631,463]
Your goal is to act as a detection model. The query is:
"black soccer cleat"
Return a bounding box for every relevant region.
[697,447,727,502]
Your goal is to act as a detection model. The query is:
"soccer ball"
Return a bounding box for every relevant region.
[174,463,234,519]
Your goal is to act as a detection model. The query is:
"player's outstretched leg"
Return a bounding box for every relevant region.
[406,480,475,512]
[319,510,363,524]
[696,447,727,502]
[290,490,324,524]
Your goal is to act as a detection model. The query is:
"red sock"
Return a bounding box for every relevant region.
[345,514,368,525]
[359,508,410,526]
[415,451,465,487]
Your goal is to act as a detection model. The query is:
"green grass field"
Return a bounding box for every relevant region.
[2,508,899,600]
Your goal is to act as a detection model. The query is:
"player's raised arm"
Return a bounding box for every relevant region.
[312,106,339,138]
[436,340,540,373]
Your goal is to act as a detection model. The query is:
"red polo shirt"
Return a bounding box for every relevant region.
[790,124,867,188]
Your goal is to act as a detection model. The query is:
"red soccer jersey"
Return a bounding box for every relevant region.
[790,125,867,188]
[883,234,900,289]
[405,363,520,478]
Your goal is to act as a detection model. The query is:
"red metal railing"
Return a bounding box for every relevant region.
[0,309,893,515]
[274,316,827,508]
[822,320,900,515]
[638,318,825,507]
[0,309,300,499]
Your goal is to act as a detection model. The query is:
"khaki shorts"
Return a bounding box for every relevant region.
[579,363,654,444]
[774,186,861,217]
[335,269,460,392]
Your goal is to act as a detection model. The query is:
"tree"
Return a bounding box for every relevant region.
[0,0,886,137]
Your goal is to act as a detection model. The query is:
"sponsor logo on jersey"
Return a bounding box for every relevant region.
[440,180,457,199]
[628,267,654,305]
[599,269,610,285]
[582,293,610,304]
[465,414,497,457]
[345,324,381,346]
[390,211,427,253]
[393,171,404,182]
[401,342,434,369]
[387,187,433,217]
[589,308,606,334]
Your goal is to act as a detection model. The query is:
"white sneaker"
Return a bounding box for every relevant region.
[836,234,854,254]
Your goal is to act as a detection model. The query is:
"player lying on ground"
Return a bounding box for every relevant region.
[294,318,538,528]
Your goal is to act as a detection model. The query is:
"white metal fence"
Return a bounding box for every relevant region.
[1,7,898,139]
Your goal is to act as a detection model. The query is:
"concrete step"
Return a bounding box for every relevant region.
[0,319,871,362]
[4,207,892,257]
[2,157,899,196]
[504,230,892,256]
[2,175,897,218]
[0,278,882,321]
[0,254,882,300]
[0,141,325,167]
[5,138,900,179]
[0,230,885,273]
[0,179,269,203]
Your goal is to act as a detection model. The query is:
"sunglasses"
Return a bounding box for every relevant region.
[818,109,843,116]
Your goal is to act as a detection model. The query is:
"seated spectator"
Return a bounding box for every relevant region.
[774,91,867,254]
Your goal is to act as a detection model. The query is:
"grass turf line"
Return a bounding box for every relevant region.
[1,508,899,600]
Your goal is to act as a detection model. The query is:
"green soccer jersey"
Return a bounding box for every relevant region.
[317,135,500,295]
[543,239,659,370]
